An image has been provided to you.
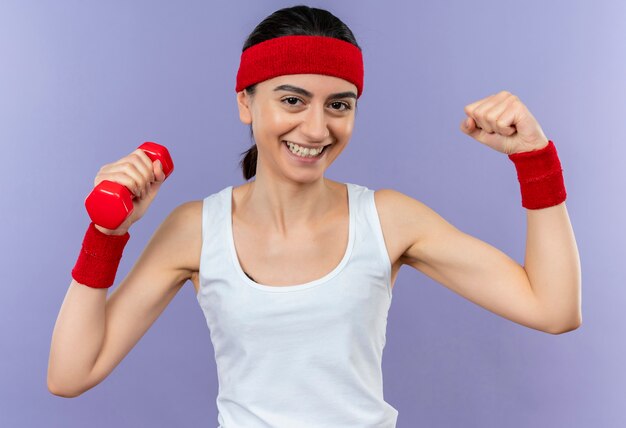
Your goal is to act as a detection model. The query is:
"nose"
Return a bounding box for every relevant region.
[300,103,330,142]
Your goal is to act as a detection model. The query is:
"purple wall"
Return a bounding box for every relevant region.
[1,0,623,426]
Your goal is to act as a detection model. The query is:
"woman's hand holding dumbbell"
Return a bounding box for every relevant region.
[85,142,174,235]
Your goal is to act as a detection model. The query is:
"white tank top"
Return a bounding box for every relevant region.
[196,182,398,427]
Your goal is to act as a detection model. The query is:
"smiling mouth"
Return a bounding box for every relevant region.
[282,140,331,158]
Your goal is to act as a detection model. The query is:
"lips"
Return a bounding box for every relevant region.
[282,140,329,150]
[282,140,330,162]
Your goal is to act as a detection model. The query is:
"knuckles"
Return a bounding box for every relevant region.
[485,111,499,122]
[495,118,509,128]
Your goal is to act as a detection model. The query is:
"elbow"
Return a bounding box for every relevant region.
[48,383,84,399]
[47,375,85,398]
[547,317,582,335]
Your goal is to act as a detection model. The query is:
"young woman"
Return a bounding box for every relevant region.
[48,5,581,427]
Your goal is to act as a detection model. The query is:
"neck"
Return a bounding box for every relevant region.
[237,173,337,237]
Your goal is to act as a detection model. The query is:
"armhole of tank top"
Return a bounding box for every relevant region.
[200,193,217,254]
[367,188,393,298]
[198,197,206,299]
[198,194,213,297]
[201,195,209,245]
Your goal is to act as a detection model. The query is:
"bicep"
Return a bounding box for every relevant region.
[394,191,551,333]
[85,200,202,390]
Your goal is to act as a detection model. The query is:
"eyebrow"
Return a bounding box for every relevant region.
[273,84,357,101]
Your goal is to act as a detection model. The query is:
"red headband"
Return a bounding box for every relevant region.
[235,35,364,98]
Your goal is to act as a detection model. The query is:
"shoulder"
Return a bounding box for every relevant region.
[372,188,449,260]
[373,187,447,229]
[372,187,432,220]
[154,200,203,275]
[160,200,203,238]
[168,199,203,222]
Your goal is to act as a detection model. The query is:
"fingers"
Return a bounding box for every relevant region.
[97,162,145,198]
[464,91,517,135]
[491,96,518,136]
[132,149,157,192]
[153,159,166,182]
[95,150,159,198]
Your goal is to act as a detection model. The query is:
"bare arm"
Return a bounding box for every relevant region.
[47,279,109,397]
[47,200,202,397]
[377,189,581,334]
[524,202,581,333]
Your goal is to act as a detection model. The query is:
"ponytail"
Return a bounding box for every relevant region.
[239,124,258,181]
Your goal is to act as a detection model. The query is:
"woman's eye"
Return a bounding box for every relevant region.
[330,101,351,111]
[281,97,351,111]
[282,97,301,106]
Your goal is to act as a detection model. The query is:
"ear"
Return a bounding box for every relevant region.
[236,90,253,125]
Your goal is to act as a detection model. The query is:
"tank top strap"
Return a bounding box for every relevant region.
[346,183,393,298]
[197,186,233,303]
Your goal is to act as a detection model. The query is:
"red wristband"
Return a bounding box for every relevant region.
[508,140,567,209]
[71,222,130,288]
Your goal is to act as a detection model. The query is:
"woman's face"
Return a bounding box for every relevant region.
[236,73,358,183]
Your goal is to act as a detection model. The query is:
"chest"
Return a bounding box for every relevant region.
[191,191,407,293]
[233,214,349,287]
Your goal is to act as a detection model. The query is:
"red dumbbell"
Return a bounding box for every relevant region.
[84,142,174,230]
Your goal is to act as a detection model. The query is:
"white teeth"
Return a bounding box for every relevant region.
[284,141,325,157]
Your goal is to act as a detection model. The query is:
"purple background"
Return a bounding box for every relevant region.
[1,0,623,426]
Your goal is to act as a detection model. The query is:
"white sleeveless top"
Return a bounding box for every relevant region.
[196,182,398,427]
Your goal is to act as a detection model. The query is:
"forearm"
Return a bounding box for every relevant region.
[47,280,107,397]
[524,201,582,332]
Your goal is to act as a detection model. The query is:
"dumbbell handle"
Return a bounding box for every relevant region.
[84,142,174,230]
